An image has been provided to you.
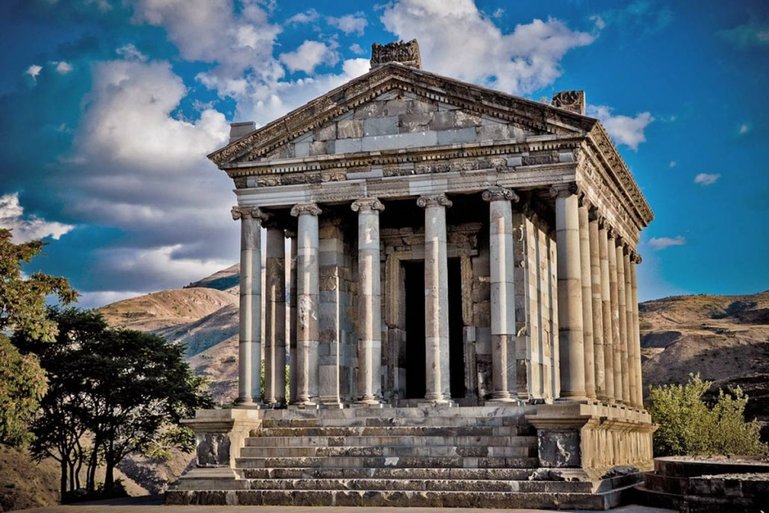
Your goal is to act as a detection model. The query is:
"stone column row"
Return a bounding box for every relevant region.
[546,185,644,408]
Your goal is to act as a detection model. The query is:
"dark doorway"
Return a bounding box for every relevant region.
[402,259,465,400]
[448,258,466,399]
[403,261,425,399]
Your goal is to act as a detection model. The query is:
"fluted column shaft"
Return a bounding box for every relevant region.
[553,186,587,400]
[287,232,298,404]
[418,194,452,403]
[264,225,286,406]
[484,187,519,402]
[291,203,322,405]
[578,200,596,400]
[630,255,644,407]
[589,211,606,401]
[607,230,623,404]
[616,243,629,404]
[352,198,385,405]
[624,249,637,407]
[599,222,615,402]
[232,206,265,405]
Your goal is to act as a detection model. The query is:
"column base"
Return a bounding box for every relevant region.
[234,400,263,409]
[418,398,456,407]
[289,401,319,410]
[354,398,385,408]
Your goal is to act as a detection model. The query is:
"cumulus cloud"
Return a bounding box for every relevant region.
[280,40,339,74]
[380,0,594,94]
[694,173,720,186]
[0,193,74,243]
[648,236,686,251]
[349,43,365,55]
[116,43,147,61]
[287,9,319,25]
[587,105,654,150]
[26,64,42,81]
[327,12,367,35]
[55,61,73,74]
[131,0,282,98]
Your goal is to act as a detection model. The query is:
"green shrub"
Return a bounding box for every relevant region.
[648,373,767,457]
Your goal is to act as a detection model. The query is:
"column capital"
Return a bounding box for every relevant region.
[549,182,579,199]
[290,202,322,217]
[231,205,266,221]
[578,191,592,208]
[417,194,452,209]
[482,187,519,203]
[631,252,643,264]
[588,206,601,222]
[351,197,385,213]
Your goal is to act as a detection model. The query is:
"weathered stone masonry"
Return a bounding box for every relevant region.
[172,40,656,508]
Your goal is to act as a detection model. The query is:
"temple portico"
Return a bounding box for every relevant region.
[173,40,656,509]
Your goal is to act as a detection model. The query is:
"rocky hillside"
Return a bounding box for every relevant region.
[640,291,769,436]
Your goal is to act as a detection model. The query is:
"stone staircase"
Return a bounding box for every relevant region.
[168,405,641,509]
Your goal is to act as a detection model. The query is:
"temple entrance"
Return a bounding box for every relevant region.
[402,259,465,400]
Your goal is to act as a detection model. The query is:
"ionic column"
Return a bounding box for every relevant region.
[483,187,519,402]
[231,205,266,405]
[624,248,637,407]
[551,184,587,401]
[598,219,615,402]
[589,209,607,401]
[417,194,453,403]
[287,231,298,404]
[290,203,322,406]
[630,254,644,407]
[578,197,596,400]
[607,229,624,404]
[616,241,629,404]
[264,224,286,406]
[352,197,385,405]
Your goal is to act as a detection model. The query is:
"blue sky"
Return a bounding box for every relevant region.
[0,0,767,307]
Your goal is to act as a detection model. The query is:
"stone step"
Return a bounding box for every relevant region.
[240,445,535,458]
[166,488,611,509]
[243,477,594,493]
[244,434,537,448]
[235,455,540,469]
[240,466,537,480]
[250,425,524,438]
[259,415,528,429]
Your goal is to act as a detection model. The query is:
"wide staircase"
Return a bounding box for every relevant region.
[169,405,639,509]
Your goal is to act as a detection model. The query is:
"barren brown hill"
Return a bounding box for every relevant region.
[639,291,769,438]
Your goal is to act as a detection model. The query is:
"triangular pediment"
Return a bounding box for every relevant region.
[209,63,597,166]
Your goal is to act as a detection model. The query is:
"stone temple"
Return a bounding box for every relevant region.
[168,40,656,509]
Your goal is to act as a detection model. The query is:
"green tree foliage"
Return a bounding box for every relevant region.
[0,228,76,447]
[14,308,213,499]
[648,373,768,457]
[0,229,77,341]
[0,334,47,446]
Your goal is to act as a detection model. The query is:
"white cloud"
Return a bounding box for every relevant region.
[738,123,751,136]
[380,0,595,94]
[116,43,147,61]
[327,12,368,35]
[349,43,365,55]
[694,173,720,186]
[26,64,42,81]
[648,236,686,251]
[492,8,504,19]
[55,61,73,74]
[587,105,654,150]
[131,0,282,98]
[279,40,339,74]
[287,8,319,25]
[76,290,143,309]
[0,193,74,243]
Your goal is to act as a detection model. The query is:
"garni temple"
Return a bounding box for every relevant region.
[168,40,656,509]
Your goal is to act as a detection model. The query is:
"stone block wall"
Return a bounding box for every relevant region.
[260,91,532,162]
